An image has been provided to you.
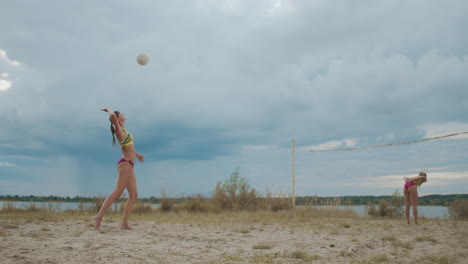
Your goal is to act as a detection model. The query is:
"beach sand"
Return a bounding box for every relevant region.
[1,215,467,264]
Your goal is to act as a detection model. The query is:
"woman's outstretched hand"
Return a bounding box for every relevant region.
[101,108,110,112]
[136,153,144,163]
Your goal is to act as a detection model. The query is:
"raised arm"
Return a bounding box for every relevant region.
[102,108,118,125]
[102,108,124,141]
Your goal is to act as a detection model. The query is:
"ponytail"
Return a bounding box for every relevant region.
[110,124,116,146]
[110,111,120,147]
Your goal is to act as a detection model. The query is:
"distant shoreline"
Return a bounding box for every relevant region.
[1,194,467,206]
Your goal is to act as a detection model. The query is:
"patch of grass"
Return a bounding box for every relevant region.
[132,201,152,214]
[381,234,413,249]
[382,222,394,229]
[23,202,42,212]
[159,190,175,213]
[1,200,16,211]
[1,202,361,227]
[419,255,455,264]
[93,196,105,213]
[296,206,359,219]
[393,240,413,250]
[283,249,320,261]
[2,222,19,229]
[381,234,397,242]
[351,253,389,264]
[448,199,468,220]
[222,253,244,261]
[24,231,44,239]
[40,226,51,231]
[235,228,250,234]
[252,242,274,250]
[370,254,389,263]
[415,235,437,243]
[252,252,278,264]
[367,190,404,218]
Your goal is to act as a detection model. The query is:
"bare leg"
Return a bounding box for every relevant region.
[93,164,128,229]
[409,186,419,224]
[403,187,411,224]
[121,169,138,229]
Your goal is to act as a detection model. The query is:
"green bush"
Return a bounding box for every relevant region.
[213,167,258,211]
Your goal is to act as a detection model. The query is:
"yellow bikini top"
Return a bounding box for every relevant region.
[119,127,134,149]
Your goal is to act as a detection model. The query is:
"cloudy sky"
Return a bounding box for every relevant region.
[1,0,468,198]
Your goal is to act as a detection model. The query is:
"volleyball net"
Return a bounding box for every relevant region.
[286,130,468,199]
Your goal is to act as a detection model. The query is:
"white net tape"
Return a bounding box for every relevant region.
[309,131,468,152]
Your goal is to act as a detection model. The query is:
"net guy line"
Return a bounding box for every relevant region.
[309,131,468,153]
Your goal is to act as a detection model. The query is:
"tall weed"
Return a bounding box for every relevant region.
[367,189,404,218]
[448,199,468,220]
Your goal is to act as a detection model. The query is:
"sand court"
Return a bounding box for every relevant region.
[1,213,467,264]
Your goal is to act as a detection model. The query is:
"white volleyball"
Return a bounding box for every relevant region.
[136,52,149,65]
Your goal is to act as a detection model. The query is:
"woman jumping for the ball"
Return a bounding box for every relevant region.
[94,108,144,230]
[403,172,427,225]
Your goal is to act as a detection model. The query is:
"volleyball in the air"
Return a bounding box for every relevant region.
[136,52,149,65]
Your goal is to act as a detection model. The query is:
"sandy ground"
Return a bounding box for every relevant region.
[0,217,467,264]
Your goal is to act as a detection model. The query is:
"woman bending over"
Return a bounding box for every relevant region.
[403,172,427,225]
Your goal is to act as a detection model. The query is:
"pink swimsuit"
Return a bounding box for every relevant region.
[404,181,417,189]
[117,158,134,168]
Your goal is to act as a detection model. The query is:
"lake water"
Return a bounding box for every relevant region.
[0,201,449,219]
[0,201,160,211]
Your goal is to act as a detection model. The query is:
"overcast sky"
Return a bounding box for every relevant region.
[1,0,468,198]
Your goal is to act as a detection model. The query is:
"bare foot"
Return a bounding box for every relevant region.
[120,224,134,230]
[93,216,102,230]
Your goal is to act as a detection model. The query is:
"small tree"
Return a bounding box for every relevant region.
[213,167,257,211]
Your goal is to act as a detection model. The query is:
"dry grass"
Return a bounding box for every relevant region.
[381,233,413,249]
[234,228,250,234]
[282,249,321,261]
[252,242,274,250]
[419,255,456,264]
[0,205,359,231]
[252,252,277,264]
[351,254,389,264]
[40,226,51,231]
[448,199,468,220]
[415,235,437,243]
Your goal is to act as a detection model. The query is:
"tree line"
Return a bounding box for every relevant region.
[1,193,466,206]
